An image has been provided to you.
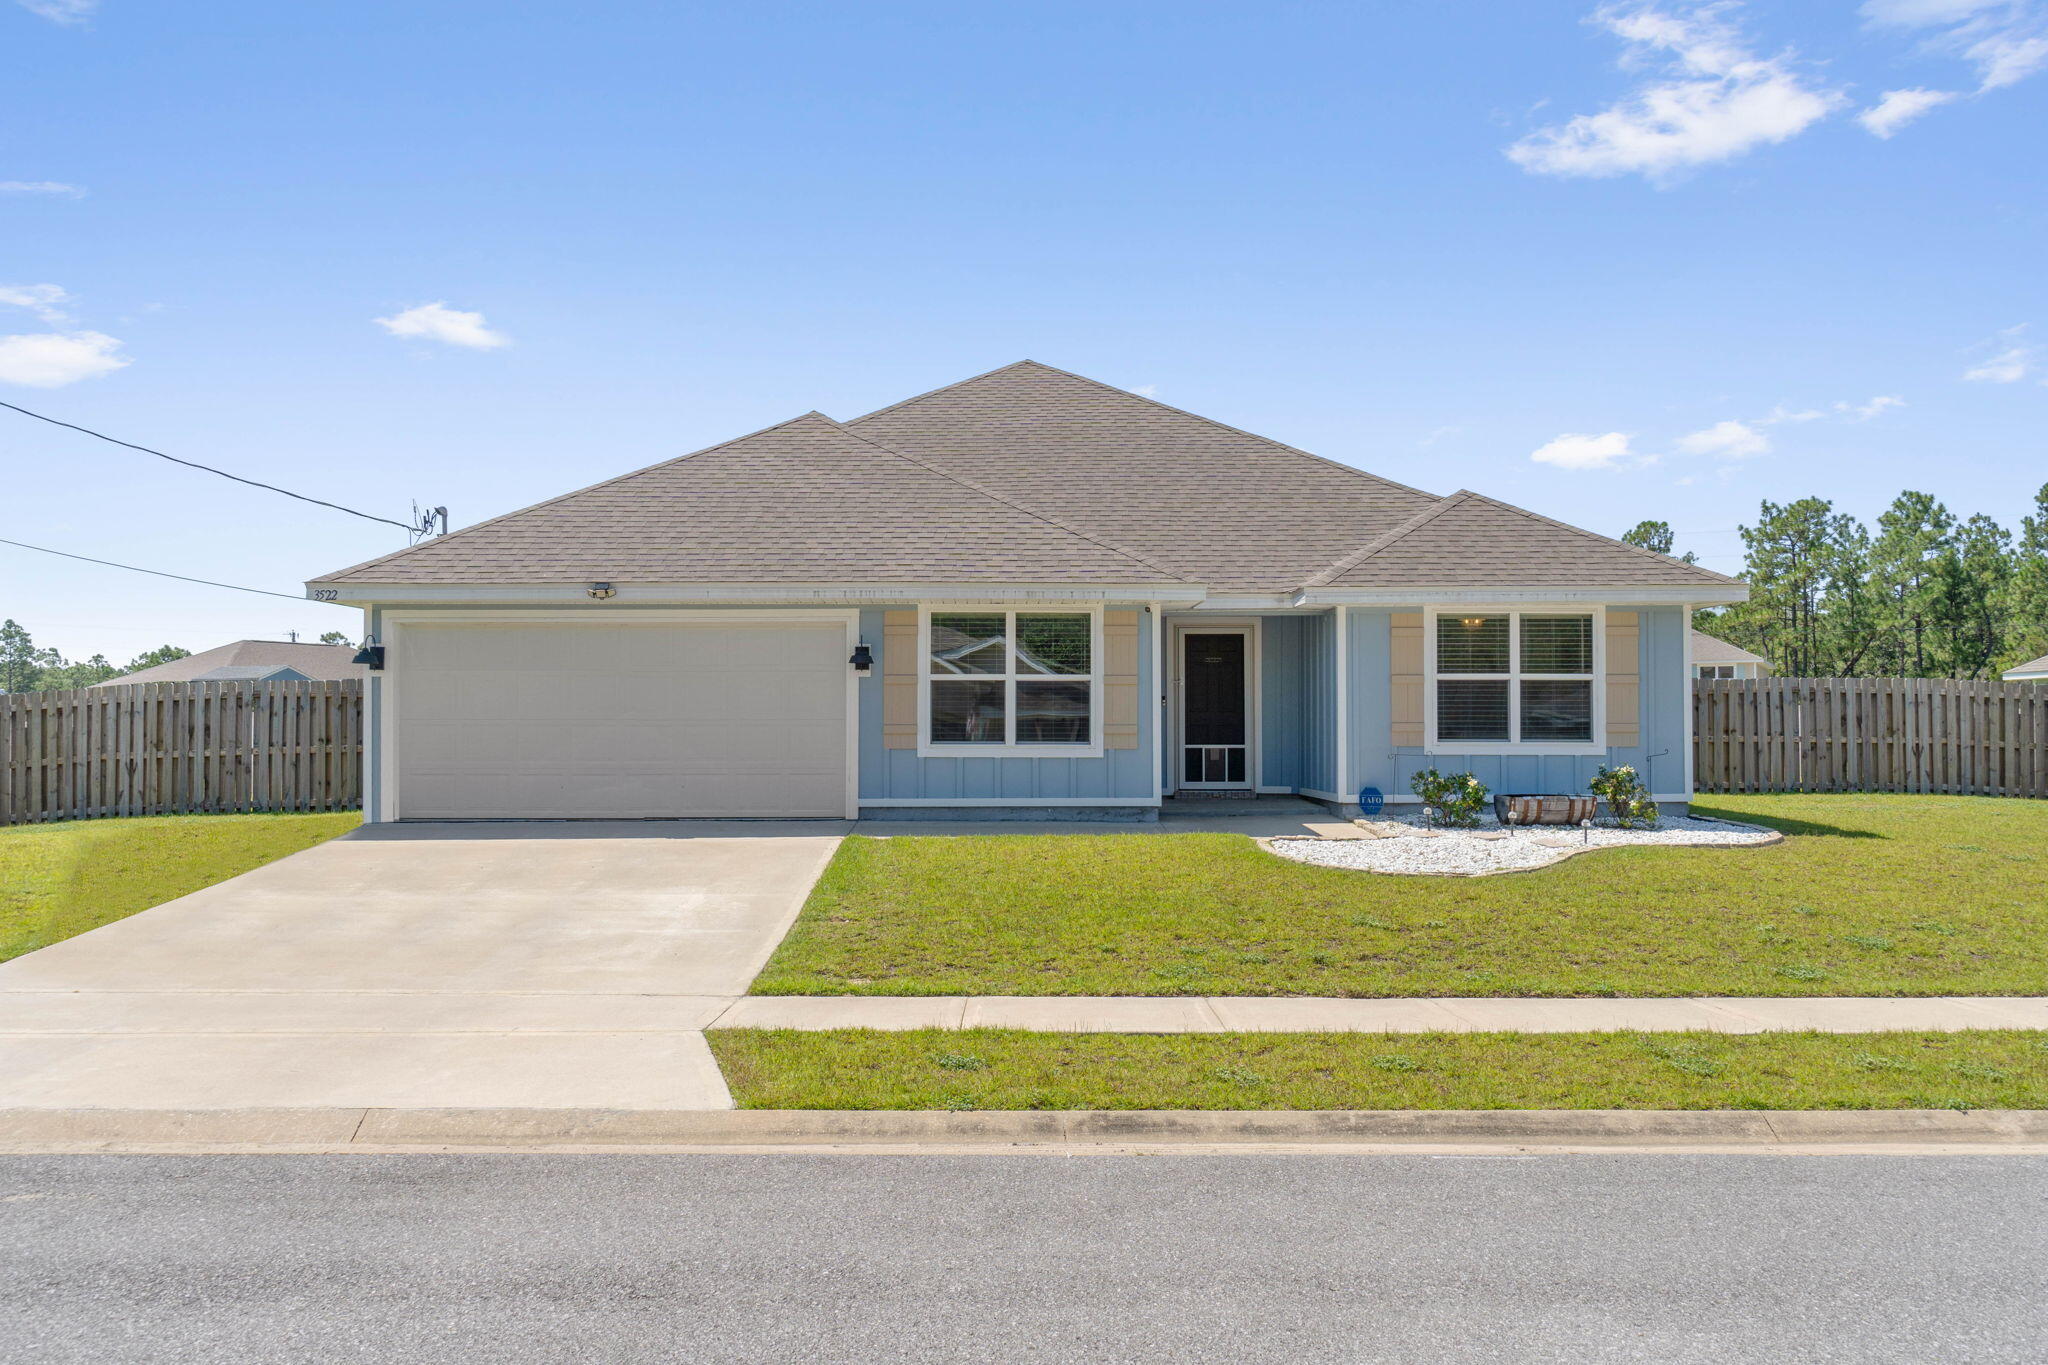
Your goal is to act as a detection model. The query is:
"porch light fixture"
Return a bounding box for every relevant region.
[587,582,616,600]
[351,640,386,671]
[849,642,874,677]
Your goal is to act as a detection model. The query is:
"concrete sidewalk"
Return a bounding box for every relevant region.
[0,822,843,1111]
[710,994,2048,1032]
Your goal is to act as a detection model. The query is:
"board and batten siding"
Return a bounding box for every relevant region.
[1345,604,1691,803]
[859,605,1157,805]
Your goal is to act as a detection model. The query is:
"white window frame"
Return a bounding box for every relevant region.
[917,604,1104,759]
[1696,663,1737,680]
[1423,605,1606,756]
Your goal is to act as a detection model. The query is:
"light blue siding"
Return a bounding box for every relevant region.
[858,605,1158,803]
[1258,616,1308,790]
[1299,611,1336,796]
[1349,604,1693,804]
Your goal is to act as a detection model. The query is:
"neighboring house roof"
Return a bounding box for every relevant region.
[309,361,1746,599]
[96,641,363,686]
[191,665,313,682]
[1690,630,1770,669]
[316,410,1184,587]
[2004,652,2048,681]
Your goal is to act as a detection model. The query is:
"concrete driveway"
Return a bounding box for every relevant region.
[0,823,844,1111]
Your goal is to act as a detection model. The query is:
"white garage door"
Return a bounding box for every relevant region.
[395,620,849,819]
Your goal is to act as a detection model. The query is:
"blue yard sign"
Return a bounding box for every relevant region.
[1356,785,1385,816]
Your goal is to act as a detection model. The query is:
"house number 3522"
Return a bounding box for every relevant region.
[309,589,339,600]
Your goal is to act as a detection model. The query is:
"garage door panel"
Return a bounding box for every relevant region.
[396,621,848,819]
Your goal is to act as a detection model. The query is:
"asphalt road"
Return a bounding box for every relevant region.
[3,1153,2044,1363]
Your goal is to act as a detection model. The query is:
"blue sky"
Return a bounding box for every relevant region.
[3,0,2043,660]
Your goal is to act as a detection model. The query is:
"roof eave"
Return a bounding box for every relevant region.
[303,579,1209,608]
[1294,584,1749,607]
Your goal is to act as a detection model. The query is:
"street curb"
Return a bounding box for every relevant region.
[3,1107,2046,1153]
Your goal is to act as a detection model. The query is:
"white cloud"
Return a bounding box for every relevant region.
[1129,384,1158,397]
[1839,394,1906,419]
[0,180,84,197]
[0,283,73,324]
[1863,0,2048,92]
[373,301,510,350]
[0,331,127,387]
[1965,347,2032,382]
[1531,431,1639,470]
[1964,325,2034,381]
[1969,29,2048,86]
[15,0,97,22]
[1858,87,1959,135]
[1507,5,1842,180]
[1677,418,1771,458]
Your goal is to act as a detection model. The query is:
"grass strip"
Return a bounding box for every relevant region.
[707,1027,2048,1111]
[0,812,360,962]
[751,795,2048,998]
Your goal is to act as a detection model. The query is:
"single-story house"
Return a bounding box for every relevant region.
[1690,630,1772,680]
[307,361,1747,823]
[2005,652,2048,683]
[95,640,364,687]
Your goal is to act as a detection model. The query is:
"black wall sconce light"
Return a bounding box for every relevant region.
[849,642,874,677]
[587,582,617,600]
[352,640,386,671]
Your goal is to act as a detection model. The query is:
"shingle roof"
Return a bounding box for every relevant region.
[1690,630,1769,667]
[308,361,1746,600]
[97,641,363,686]
[315,411,1183,586]
[2005,652,2048,680]
[848,361,1444,592]
[1307,490,1743,591]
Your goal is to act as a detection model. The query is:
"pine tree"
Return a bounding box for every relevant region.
[1866,492,1956,676]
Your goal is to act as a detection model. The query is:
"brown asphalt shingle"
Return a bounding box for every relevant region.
[315,411,1180,586]
[1308,490,1743,590]
[848,361,1445,593]
[310,361,1744,598]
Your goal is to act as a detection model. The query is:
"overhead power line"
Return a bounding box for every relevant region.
[0,535,338,604]
[0,397,426,534]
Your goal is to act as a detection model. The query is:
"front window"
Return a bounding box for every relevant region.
[926,609,1097,748]
[1696,664,1736,680]
[1430,610,1597,748]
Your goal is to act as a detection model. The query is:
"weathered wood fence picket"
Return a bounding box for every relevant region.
[1693,677,2048,799]
[0,681,364,825]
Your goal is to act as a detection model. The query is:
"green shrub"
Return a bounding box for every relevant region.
[1409,768,1488,827]
[1589,763,1659,829]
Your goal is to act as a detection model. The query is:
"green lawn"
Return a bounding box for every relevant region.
[708,1027,2048,1111]
[0,812,360,963]
[751,795,2048,998]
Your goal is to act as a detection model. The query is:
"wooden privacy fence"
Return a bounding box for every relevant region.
[0,680,364,825]
[1694,677,2048,798]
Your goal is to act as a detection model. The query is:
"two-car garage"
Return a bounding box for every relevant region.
[385,616,854,820]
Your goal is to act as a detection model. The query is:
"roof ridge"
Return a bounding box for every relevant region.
[813,414,1196,583]
[1298,492,1470,589]
[848,359,1447,508]
[1445,490,1746,586]
[308,411,836,584]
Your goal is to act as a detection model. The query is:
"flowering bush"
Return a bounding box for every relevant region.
[1409,768,1489,828]
[1589,763,1659,829]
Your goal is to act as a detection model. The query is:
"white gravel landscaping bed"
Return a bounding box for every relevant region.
[1263,812,1780,877]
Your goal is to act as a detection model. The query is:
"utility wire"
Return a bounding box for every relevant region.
[0,398,422,533]
[0,535,335,604]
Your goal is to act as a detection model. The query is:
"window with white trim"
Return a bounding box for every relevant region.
[1429,609,1599,749]
[923,608,1099,751]
[1696,664,1737,680]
